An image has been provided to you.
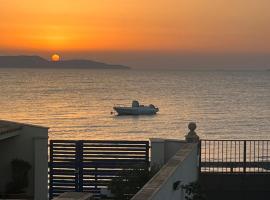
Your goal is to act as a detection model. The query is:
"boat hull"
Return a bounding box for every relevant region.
[113,107,159,115]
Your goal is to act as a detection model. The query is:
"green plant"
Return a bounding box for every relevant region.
[108,164,159,200]
[181,182,206,200]
[5,159,31,194]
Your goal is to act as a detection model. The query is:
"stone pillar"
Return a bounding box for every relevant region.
[185,122,199,143]
[150,138,165,167]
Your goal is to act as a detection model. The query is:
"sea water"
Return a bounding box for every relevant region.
[0,68,269,140]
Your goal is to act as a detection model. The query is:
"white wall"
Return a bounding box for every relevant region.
[0,130,22,193]
[0,124,48,199]
[132,142,198,200]
[34,137,49,200]
[150,145,198,200]
[150,138,187,166]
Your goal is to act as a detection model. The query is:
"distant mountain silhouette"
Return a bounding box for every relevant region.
[0,55,129,69]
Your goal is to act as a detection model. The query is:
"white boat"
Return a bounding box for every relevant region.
[113,100,159,115]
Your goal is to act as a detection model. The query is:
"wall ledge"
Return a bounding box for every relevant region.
[132,143,197,200]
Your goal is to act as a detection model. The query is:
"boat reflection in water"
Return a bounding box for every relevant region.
[113,100,159,115]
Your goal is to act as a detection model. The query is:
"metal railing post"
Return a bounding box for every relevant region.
[76,140,83,192]
[49,141,53,200]
[243,141,246,173]
[146,141,150,169]
[198,140,202,174]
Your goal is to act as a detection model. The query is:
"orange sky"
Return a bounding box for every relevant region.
[0,0,270,52]
[0,0,269,55]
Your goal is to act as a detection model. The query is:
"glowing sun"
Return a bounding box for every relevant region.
[51,54,61,62]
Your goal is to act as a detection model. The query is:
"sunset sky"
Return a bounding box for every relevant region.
[0,0,270,68]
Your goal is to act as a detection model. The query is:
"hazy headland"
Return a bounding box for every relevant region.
[0,55,129,69]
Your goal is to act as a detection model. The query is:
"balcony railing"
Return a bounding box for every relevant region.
[200,140,270,173]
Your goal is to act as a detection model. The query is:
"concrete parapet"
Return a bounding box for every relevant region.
[53,192,94,200]
[132,143,198,200]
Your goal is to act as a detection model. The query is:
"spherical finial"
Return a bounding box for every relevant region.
[188,122,197,131]
[186,122,199,143]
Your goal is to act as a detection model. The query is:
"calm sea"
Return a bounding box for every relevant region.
[0,68,269,140]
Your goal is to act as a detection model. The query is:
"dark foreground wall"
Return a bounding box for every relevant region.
[200,173,270,200]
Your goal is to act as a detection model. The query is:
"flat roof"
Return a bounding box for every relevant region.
[0,120,23,135]
[0,119,48,135]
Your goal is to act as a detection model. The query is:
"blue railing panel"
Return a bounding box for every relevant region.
[49,140,150,199]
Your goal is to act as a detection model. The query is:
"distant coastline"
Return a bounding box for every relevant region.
[0,55,130,69]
